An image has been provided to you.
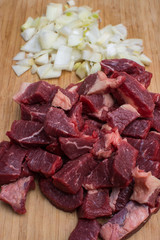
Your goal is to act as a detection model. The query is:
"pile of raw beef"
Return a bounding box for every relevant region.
[1,59,160,240]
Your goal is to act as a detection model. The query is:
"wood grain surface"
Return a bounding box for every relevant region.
[0,0,160,239]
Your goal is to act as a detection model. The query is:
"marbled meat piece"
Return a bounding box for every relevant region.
[68,102,84,131]
[106,104,140,134]
[111,140,138,187]
[122,119,151,139]
[7,120,52,147]
[101,58,152,88]
[131,167,160,207]
[52,88,79,111]
[91,128,121,159]
[115,72,155,117]
[0,176,35,214]
[78,71,125,95]
[26,148,62,177]
[150,92,160,108]
[80,93,114,121]
[82,119,102,136]
[53,153,97,194]
[46,138,64,156]
[20,161,33,178]
[44,107,79,138]
[69,219,101,240]
[127,137,160,162]
[0,142,27,185]
[39,178,83,212]
[83,159,112,190]
[110,182,134,213]
[59,135,96,160]
[100,201,150,240]
[20,103,50,123]
[78,188,112,219]
[13,81,58,104]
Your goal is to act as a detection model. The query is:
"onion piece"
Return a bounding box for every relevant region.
[12,65,30,76]
[13,52,25,61]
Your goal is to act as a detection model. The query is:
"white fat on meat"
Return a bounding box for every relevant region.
[120,104,140,116]
[109,188,120,211]
[87,71,124,95]
[52,89,72,110]
[131,167,160,206]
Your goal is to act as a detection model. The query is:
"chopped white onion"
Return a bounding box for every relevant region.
[54,45,72,70]
[12,65,30,76]
[35,53,49,65]
[13,52,25,61]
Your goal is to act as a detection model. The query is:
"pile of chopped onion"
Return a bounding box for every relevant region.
[12,2,151,79]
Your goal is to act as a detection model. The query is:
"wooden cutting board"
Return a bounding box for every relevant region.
[0,0,160,239]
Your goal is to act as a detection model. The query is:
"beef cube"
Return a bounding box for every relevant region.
[127,137,160,162]
[0,142,27,185]
[0,176,35,214]
[44,107,79,138]
[13,81,58,104]
[80,93,114,121]
[122,119,151,139]
[106,104,140,134]
[110,182,134,213]
[101,58,152,88]
[115,72,154,117]
[59,135,96,160]
[7,120,52,147]
[111,140,138,187]
[100,201,150,240]
[131,167,160,207]
[78,71,125,95]
[136,155,160,178]
[52,88,79,111]
[21,103,50,123]
[91,128,121,159]
[152,107,160,132]
[150,92,160,107]
[68,102,84,131]
[52,153,97,194]
[26,148,62,177]
[69,219,101,240]
[83,159,112,190]
[39,178,83,212]
[78,189,112,219]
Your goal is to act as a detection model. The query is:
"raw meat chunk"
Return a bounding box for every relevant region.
[115,72,155,117]
[80,93,114,121]
[111,140,138,187]
[100,201,150,240]
[91,128,121,159]
[131,167,160,207]
[78,71,125,95]
[39,178,83,212]
[13,81,58,104]
[151,92,160,107]
[53,153,97,194]
[21,103,50,123]
[46,138,64,156]
[78,189,112,219]
[110,182,134,212]
[127,137,160,162]
[122,119,151,139]
[7,120,52,147]
[101,58,152,88]
[69,219,101,240]
[44,107,79,138]
[52,88,79,111]
[59,135,96,160]
[0,176,35,214]
[0,142,27,185]
[83,159,112,190]
[26,148,62,177]
[106,104,140,134]
[68,102,84,131]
